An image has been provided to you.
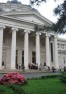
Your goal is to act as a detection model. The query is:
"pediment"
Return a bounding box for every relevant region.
[19,15,45,25]
[0,3,52,26]
[5,13,46,25]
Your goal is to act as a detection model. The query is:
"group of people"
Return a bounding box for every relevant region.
[39,63,56,72]
[17,62,58,72]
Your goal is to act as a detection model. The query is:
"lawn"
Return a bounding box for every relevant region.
[0,78,66,94]
[22,78,66,94]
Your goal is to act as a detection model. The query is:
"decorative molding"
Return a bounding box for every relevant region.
[36,32,41,35]
[24,29,30,33]
[12,27,18,31]
[54,35,58,39]
[45,33,50,37]
[0,25,5,29]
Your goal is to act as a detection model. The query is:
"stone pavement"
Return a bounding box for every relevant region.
[0,69,61,79]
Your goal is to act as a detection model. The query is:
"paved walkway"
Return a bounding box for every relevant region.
[0,69,61,79]
[22,72,60,79]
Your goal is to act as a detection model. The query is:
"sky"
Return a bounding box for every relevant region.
[0,0,65,39]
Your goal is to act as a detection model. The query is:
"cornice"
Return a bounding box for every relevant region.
[0,15,35,31]
[1,12,53,26]
[58,38,66,42]
[0,15,44,26]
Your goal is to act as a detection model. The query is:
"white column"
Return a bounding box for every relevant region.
[36,32,41,67]
[0,27,4,69]
[54,36,59,69]
[24,30,29,69]
[46,34,50,67]
[11,28,18,69]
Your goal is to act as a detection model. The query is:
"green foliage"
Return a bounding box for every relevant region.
[52,0,66,33]
[41,75,59,79]
[64,67,66,72]
[60,72,66,83]
[0,85,14,94]
[30,0,46,5]
[0,84,25,94]
[7,84,25,94]
[31,0,66,34]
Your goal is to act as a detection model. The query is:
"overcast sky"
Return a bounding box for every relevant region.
[0,0,65,39]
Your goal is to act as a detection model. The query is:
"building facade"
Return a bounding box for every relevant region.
[0,2,66,70]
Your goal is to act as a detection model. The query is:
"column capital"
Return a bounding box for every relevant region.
[54,35,58,39]
[12,27,18,31]
[24,29,30,33]
[45,33,50,37]
[36,32,41,35]
[0,25,5,30]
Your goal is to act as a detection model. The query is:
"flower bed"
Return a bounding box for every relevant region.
[0,72,27,85]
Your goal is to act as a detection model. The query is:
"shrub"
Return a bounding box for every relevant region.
[0,72,27,85]
[7,84,25,94]
[41,75,59,79]
[64,67,66,72]
[0,85,14,94]
[59,72,66,83]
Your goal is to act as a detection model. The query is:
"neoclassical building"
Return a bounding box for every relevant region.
[0,2,66,70]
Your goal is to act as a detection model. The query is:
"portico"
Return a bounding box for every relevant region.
[0,25,58,70]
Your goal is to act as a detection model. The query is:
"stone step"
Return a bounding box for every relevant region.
[0,69,48,74]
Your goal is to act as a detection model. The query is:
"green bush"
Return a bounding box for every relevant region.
[64,67,66,72]
[0,85,14,94]
[59,72,66,83]
[0,84,25,94]
[7,84,25,94]
[41,75,59,79]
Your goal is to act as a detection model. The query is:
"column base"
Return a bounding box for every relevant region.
[25,67,29,70]
[10,67,16,70]
[0,67,2,70]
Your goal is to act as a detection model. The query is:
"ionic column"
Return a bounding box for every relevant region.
[0,26,5,69]
[36,32,41,67]
[11,28,18,69]
[24,30,30,69]
[54,36,59,69]
[46,34,50,67]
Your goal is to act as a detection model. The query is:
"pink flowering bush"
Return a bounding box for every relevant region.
[0,72,27,85]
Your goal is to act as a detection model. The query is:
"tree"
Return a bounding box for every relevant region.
[30,0,56,5]
[30,0,46,5]
[30,0,66,34]
[53,0,66,33]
